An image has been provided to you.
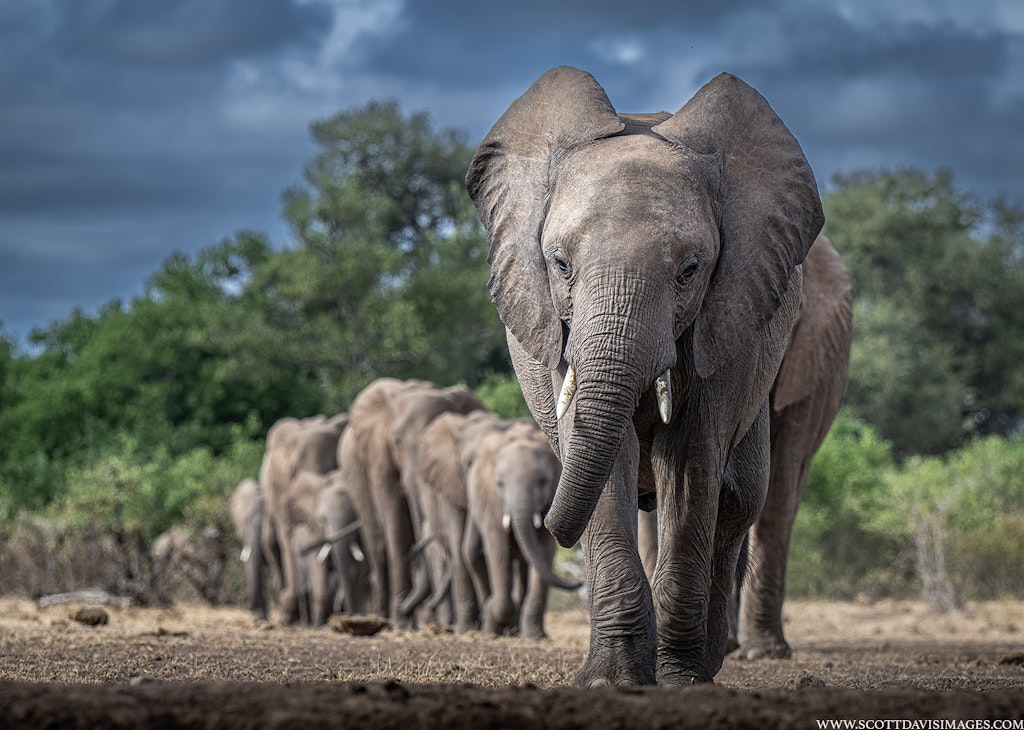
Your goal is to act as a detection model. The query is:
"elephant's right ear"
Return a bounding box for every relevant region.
[466,66,625,369]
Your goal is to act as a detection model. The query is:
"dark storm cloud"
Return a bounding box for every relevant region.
[1,0,1021,347]
[55,0,330,67]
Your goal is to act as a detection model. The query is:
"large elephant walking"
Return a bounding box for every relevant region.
[337,378,484,628]
[638,235,853,659]
[467,66,823,685]
[259,414,348,625]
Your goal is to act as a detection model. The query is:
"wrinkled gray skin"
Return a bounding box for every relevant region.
[228,478,269,619]
[415,411,579,637]
[338,378,485,628]
[467,66,823,685]
[259,414,348,625]
[638,235,853,660]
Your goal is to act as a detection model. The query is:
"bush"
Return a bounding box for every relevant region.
[475,372,532,420]
[787,409,912,599]
[884,435,1024,605]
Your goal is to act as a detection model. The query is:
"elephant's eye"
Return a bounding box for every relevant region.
[677,260,700,285]
[552,255,571,277]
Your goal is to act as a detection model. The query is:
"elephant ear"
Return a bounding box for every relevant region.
[466,66,625,368]
[772,235,853,411]
[652,73,824,378]
[419,413,471,509]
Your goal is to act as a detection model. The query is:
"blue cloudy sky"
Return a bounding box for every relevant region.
[2,0,1022,348]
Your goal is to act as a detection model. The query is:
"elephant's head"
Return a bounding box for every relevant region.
[466,66,822,547]
[478,424,580,590]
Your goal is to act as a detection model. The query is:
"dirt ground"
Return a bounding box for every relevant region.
[1,597,1023,728]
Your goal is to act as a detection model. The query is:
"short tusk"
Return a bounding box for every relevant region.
[351,544,365,563]
[533,512,544,530]
[502,513,512,532]
[656,370,672,424]
[317,543,332,564]
[240,545,251,563]
[556,366,577,420]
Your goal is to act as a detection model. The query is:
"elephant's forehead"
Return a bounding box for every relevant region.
[546,136,715,243]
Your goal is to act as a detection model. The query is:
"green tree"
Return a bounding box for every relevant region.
[823,168,1024,455]
[274,99,508,403]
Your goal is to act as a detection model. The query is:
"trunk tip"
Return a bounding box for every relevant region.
[543,510,584,549]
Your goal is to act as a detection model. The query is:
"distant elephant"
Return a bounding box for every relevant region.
[318,471,370,615]
[637,235,853,659]
[228,478,269,619]
[416,411,579,636]
[284,469,336,626]
[337,378,485,628]
[467,66,823,685]
[259,413,348,624]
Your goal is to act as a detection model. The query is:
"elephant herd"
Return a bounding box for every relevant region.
[228,65,853,688]
[228,377,579,639]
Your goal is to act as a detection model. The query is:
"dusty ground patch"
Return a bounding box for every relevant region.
[1,598,1023,727]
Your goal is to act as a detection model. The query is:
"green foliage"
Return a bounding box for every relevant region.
[787,409,910,599]
[882,436,1024,602]
[50,431,263,543]
[475,372,532,419]
[824,168,1024,455]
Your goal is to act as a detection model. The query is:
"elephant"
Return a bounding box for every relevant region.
[637,235,853,660]
[415,411,580,637]
[337,378,485,628]
[317,471,370,615]
[734,234,853,659]
[466,66,823,685]
[228,478,269,619]
[259,413,348,624]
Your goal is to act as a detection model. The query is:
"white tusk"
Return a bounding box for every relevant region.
[240,545,251,563]
[556,366,577,420]
[317,543,332,564]
[351,544,365,563]
[533,512,543,530]
[502,513,512,532]
[656,370,672,424]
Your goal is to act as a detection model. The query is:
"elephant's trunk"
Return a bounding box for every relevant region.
[544,289,674,548]
[509,496,582,591]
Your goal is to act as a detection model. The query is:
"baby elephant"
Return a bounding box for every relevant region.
[418,412,579,638]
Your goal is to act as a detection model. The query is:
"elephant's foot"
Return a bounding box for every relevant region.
[519,624,547,640]
[732,633,792,661]
[571,639,656,687]
[656,661,713,686]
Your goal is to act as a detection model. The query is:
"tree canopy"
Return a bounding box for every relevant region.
[823,168,1024,456]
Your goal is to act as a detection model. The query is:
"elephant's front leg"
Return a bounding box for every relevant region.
[478,514,516,635]
[710,406,771,672]
[573,428,656,687]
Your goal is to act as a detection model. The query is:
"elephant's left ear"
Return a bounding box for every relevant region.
[652,73,824,378]
[466,66,625,369]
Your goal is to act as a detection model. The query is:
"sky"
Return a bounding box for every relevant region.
[2,0,1022,349]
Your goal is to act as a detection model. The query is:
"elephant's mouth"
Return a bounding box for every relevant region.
[556,366,674,425]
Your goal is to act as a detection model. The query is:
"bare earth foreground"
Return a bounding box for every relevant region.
[1,597,1024,728]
